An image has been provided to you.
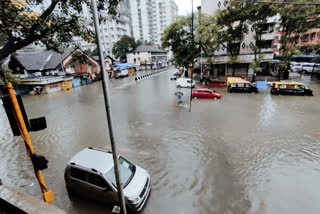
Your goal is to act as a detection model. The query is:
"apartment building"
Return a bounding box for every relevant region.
[73,4,132,59]
[130,0,178,45]
[201,0,280,77]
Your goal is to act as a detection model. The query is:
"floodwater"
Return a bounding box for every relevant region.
[1,68,320,214]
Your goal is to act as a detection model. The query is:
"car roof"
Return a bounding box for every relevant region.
[68,148,114,174]
[273,81,303,85]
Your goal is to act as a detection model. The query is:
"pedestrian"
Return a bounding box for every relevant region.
[178,94,183,105]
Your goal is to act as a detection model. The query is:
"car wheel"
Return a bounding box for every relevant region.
[187,86,190,88]
[302,70,308,74]
[193,96,198,99]
[213,97,218,100]
[177,85,181,88]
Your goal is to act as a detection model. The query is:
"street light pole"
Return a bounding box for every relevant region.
[189,0,194,112]
[90,0,127,213]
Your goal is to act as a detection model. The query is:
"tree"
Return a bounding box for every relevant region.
[161,16,199,69]
[84,47,99,57]
[0,66,20,85]
[216,0,251,76]
[196,13,221,76]
[246,2,277,80]
[112,36,138,62]
[0,0,120,62]
[278,0,320,78]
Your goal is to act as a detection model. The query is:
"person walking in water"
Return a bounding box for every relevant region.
[178,94,183,105]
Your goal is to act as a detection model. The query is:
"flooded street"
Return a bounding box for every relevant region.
[1,68,320,214]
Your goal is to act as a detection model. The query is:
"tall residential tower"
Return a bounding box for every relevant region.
[130,0,178,46]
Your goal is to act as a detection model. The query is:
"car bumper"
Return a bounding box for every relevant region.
[128,178,151,212]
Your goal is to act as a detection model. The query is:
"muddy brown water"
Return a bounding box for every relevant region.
[1,69,320,214]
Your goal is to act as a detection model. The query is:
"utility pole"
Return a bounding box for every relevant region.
[90,0,127,213]
[189,0,194,112]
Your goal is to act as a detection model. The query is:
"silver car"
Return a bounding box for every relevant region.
[64,147,151,212]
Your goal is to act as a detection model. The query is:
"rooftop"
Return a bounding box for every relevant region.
[69,148,114,174]
[133,45,166,53]
[12,49,74,71]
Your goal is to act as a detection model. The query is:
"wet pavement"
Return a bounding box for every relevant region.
[1,68,320,214]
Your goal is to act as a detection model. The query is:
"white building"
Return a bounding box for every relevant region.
[126,45,168,68]
[130,0,178,45]
[201,0,281,77]
[73,4,132,59]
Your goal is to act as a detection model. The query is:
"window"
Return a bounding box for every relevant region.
[311,32,316,40]
[286,85,295,89]
[274,36,280,40]
[70,167,86,181]
[273,45,278,49]
[106,156,135,188]
[257,40,273,49]
[298,85,305,90]
[279,84,285,89]
[196,90,203,93]
[204,90,212,94]
[237,83,244,88]
[87,172,108,188]
[245,83,251,88]
[301,34,309,42]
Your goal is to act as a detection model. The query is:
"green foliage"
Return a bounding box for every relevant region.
[161,16,199,68]
[216,0,250,60]
[196,14,220,64]
[71,52,88,64]
[112,36,139,62]
[250,53,263,73]
[0,0,120,60]
[84,47,99,57]
[0,65,20,85]
[278,1,320,62]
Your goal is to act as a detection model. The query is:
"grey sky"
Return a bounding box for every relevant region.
[175,0,202,15]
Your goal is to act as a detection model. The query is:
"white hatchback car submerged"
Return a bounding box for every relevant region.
[64,147,151,212]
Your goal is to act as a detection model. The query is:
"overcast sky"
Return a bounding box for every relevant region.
[175,0,202,15]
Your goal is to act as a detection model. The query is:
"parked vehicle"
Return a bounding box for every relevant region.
[114,68,129,78]
[227,77,258,93]
[271,81,313,96]
[300,62,320,74]
[192,87,221,100]
[176,78,195,88]
[290,55,320,74]
[290,61,302,73]
[170,71,180,80]
[64,147,151,212]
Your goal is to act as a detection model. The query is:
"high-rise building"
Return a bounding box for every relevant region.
[130,0,178,46]
[76,4,132,58]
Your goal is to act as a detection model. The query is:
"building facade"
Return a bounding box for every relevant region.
[130,0,178,45]
[288,28,320,55]
[73,4,132,59]
[201,0,280,77]
[126,45,168,68]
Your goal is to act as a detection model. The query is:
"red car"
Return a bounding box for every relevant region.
[192,87,221,100]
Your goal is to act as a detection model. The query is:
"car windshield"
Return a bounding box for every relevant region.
[106,156,136,188]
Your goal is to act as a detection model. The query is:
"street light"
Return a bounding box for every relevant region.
[90,0,127,213]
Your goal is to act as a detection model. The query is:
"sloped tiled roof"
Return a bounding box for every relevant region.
[12,49,74,71]
[133,45,166,53]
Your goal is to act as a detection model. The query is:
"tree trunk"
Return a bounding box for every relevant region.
[232,64,235,76]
